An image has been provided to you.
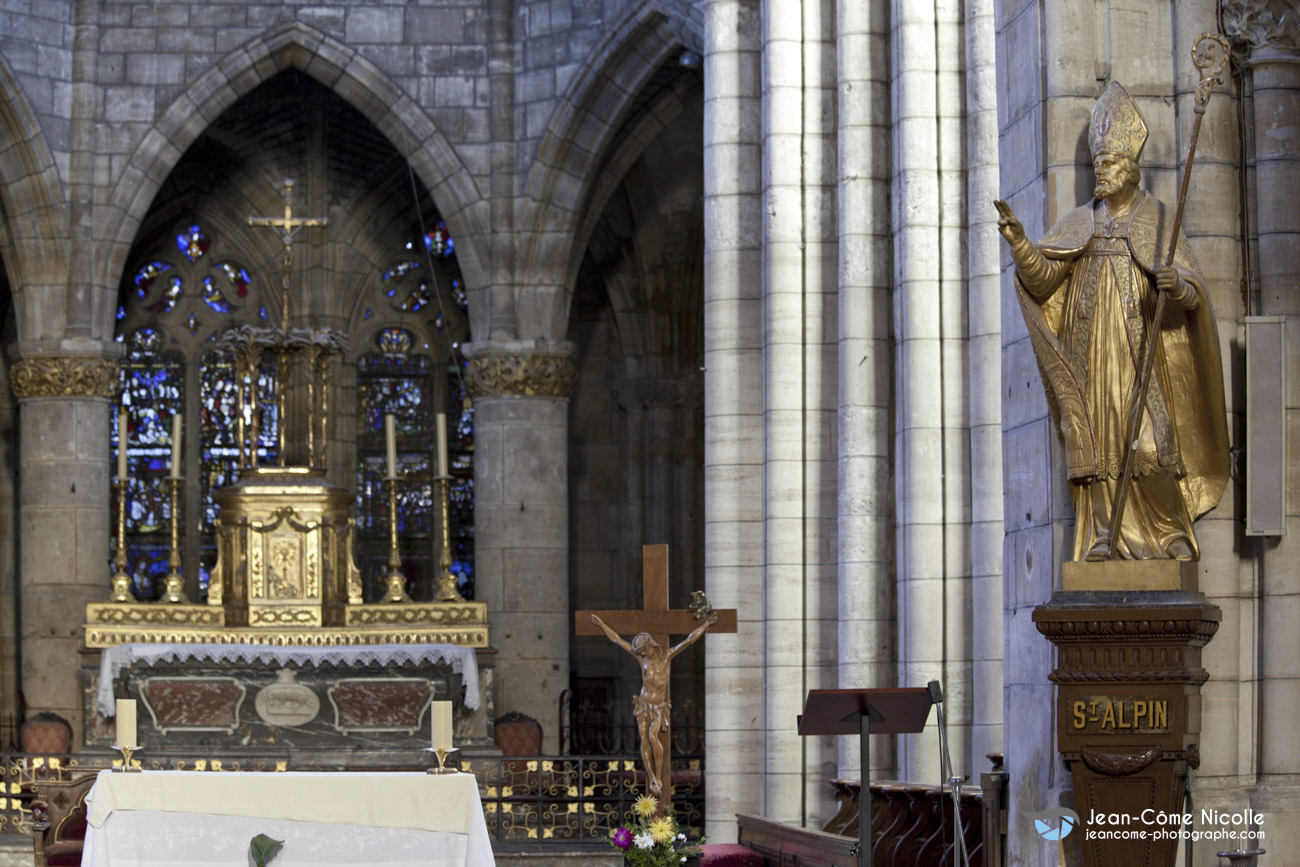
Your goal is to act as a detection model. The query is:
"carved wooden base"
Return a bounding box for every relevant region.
[1034,587,1219,867]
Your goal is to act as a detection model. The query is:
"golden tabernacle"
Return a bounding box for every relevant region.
[86,181,487,649]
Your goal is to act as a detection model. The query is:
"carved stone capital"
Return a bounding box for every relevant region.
[1223,0,1300,60]
[465,353,578,398]
[9,356,119,400]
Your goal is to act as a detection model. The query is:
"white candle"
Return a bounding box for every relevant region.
[116,698,138,749]
[170,413,183,477]
[436,413,449,478]
[432,701,453,751]
[384,414,397,478]
[117,408,128,482]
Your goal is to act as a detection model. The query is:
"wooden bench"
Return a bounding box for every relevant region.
[30,772,98,867]
[737,772,1006,867]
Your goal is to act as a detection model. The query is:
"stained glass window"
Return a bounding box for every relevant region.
[198,351,279,583]
[176,223,210,262]
[113,329,183,600]
[115,219,258,599]
[358,221,473,601]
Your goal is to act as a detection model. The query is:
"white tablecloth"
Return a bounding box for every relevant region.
[97,643,481,717]
[80,770,495,867]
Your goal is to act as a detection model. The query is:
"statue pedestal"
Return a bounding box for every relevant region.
[1033,562,1219,867]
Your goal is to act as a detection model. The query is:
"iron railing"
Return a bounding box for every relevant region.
[466,752,705,847]
[1,751,705,845]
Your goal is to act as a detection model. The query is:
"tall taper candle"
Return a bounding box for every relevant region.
[117,408,129,481]
[116,698,138,749]
[436,412,449,477]
[432,701,453,751]
[385,413,397,478]
[170,413,183,476]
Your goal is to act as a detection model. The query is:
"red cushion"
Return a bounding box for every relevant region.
[699,843,765,867]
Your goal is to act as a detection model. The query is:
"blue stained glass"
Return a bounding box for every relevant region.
[259,306,268,320]
[201,276,233,313]
[147,276,183,314]
[364,308,373,320]
[199,351,279,534]
[451,279,467,311]
[117,305,127,321]
[219,262,250,297]
[114,329,183,601]
[382,261,420,284]
[134,261,174,298]
[423,223,453,258]
[176,223,210,262]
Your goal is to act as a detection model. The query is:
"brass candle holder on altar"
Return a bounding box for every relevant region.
[161,475,188,604]
[434,474,464,602]
[382,474,412,603]
[109,477,133,602]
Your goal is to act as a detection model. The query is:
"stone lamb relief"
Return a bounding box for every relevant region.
[995,80,1229,564]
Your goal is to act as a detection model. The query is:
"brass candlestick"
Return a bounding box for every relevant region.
[112,745,143,772]
[161,476,188,604]
[109,478,133,602]
[433,475,465,602]
[382,475,411,602]
[425,746,458,774]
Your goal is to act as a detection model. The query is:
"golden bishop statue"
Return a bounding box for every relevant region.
[995,82,1229,562]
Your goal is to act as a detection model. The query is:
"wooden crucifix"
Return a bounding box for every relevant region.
[575,544,736,812]
[247,178,328,328]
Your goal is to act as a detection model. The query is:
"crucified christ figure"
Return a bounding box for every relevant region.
[589,610,718,797]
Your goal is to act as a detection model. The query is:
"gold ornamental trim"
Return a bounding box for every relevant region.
[86,603,225,627]
[84,623,490,648]
[465,354,577,398]
[10,356,119,399]
[345,601,489,627]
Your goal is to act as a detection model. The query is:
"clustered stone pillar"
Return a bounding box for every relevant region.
[1224,3,1300,832]
[10,351,120,747]
[702,0,764,842]
[465,343,576,754]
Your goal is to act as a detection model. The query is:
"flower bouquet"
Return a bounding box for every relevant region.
[608,795,703,867]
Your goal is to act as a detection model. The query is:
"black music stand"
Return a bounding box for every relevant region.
[798,688,934,867]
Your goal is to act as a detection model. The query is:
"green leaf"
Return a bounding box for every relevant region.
[249,833,284,867]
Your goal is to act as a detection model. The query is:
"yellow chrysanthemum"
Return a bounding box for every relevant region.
[632,794,658,818]
[649,816,676,844]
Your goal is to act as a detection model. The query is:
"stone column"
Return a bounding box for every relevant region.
[964,0,1005,771]
[762,0,839,828]
[0,353,17,738]
[703,0,763,842]
[11,349,120,747]
[835,0,894,781]
[1224,5,1300,851]
[465,342,576,753]
[892,0,950,783]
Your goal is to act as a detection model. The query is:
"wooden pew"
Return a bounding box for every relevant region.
[738,773,1005,867]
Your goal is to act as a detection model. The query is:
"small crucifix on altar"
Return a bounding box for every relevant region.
[575,544,737,813]
[247,178,328,329]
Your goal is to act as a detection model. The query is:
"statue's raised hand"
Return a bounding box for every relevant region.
[994,200,1025,246]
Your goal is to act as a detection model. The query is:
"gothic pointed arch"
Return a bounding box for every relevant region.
[514,4,699,340]
[0,55,68,338]
[98,21,487,340]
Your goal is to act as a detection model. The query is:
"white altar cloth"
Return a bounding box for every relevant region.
[80,769,495,867]
[97,643,481,717]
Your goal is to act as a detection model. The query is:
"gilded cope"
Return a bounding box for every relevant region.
[996,82,1228,561]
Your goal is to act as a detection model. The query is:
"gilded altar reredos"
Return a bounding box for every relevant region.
[85,466,489,648]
